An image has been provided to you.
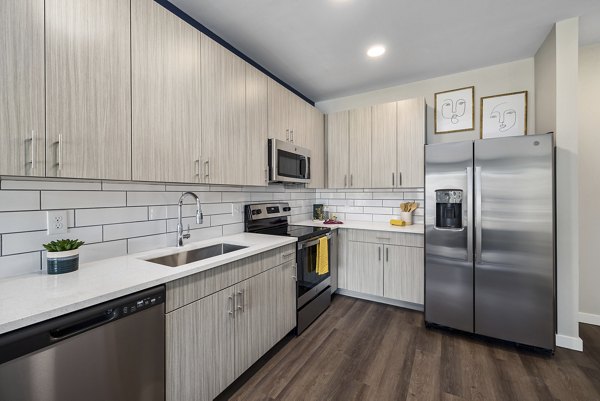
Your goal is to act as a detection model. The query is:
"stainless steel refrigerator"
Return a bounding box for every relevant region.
[424,133,555,351]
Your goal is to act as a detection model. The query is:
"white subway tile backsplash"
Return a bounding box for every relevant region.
[211,212,243,226]
[189,226,223,241]
[222,223,244,236]
[272,192,291,200]
[344,193,373,200]
[165,184,210,192]
[42,191,125,209]
[103,220,166,241]
[221,192,251,202]
[345,213,373,222]
[0,191,39,211]
[354,200,383,207]
[76,207,148,226]
[210,185,242,192]
[128,233,175,254]
[0,210,74,234]
[79,240,127,264]
[382,200,403,207]
[1,179,101,191]
[2,226,103,255]
[126,192,181,206]
[371,192,405,200]
[166,216,211,232]
[251,192,274,201]
[403,192,425,200]
[202,203,233,216]
[363,207,393,215]
[102,182,166,191]
[0,252,41,278]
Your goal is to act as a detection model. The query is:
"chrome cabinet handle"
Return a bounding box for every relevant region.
[344,175,347,187]
[204,160,210,178]
[55,134,63,175]
[282,251,295,259]
[237,290,244,312]
[398,172,402,186]
[290,129,294,143]
[195,159,200,180]
[475,166,482,263]
[350,174,353,187]
[228,295,235,317]
[286,129,289,141]
[378,246,381,261]
[265,167,268,183]
[31,130,36,173]
[392,172,395,187]
[386,247,389,262]
[376,236,390,240]
[291,263,298,281]
[466,167,474,263]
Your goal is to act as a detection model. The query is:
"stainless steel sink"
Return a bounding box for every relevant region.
[145,243,248,267]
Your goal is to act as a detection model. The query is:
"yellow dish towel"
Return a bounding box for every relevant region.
[390,219,406,226]
[316,237,329,276]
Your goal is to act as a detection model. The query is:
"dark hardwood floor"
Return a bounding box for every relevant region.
[225,295,600,401]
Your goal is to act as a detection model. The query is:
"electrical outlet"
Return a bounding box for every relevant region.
[47,210,68,235]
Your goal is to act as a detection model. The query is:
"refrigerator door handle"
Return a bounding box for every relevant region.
[466,167,474,262]
[474,166,482,263]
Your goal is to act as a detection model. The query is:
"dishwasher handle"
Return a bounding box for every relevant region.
[49,308,119,342]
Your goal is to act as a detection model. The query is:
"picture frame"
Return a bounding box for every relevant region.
[434,86,475,134]
[480,91,528,139]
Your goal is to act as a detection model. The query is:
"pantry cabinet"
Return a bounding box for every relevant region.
[201,37,246,185]
[371,102,397,188]
[397,97,426,188]
[131,0,203,183]
[45,0,131,180]
[0,0,45,177]
[348,107,372,188]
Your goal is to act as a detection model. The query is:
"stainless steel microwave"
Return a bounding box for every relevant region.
[268,138,311,184]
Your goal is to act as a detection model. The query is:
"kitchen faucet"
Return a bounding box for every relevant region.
[177,192,203,247]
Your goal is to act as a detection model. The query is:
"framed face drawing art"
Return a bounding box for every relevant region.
[480,91,527,139]
[434,86,475,134]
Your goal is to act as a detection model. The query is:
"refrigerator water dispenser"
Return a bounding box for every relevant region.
[435,190,463,229]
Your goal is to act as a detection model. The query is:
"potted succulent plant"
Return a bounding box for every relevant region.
[43,239,85,275]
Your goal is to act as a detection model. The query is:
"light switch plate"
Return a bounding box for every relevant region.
[47,210,68,235]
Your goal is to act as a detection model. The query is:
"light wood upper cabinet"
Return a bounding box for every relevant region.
[0,0,45,177]
[201,37,246,185]
[371,102,397,188]
[326,111,350,188]
[397,97,426,188]
[307,106,325,189]
[245,65,269,186]
[348,106,372,188]
[45,0,131,180]
[131,0,202,183]
[267,78,290,142]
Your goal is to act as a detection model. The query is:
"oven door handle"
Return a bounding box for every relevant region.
[298,233,332,250]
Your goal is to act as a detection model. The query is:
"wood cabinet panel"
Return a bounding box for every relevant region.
[397,97,426,188]
[0,0,45,177]
[201,37,246,185]
[245,64,268,186]
[276,260,297,339]
[45,0,131,180]
[326,111,349,188]
[346,229,424,248]
[383,244,424,304]
[267,78,290,142]
[307,106,325,189]
[348,107,372,188]
[346,240,383,296]
[371,102,397,188]
[166,288,235,401]
[131,0,202,183]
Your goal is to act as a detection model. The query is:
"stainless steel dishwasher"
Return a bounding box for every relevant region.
[0,286,165,401]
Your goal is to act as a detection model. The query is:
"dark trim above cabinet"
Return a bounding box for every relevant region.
[156,0,315,106]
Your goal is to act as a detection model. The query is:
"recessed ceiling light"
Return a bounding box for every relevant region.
[367,45,386,58]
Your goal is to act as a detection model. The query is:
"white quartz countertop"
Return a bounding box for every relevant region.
[0,233,297,335]
[295,220,424,235]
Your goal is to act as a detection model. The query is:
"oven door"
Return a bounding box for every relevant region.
[269,138,311,183]
[297,234,331,308]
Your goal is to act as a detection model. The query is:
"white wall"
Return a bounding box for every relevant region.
[316,58,536,144]
[535,18,582,351]
[579,43,600,325]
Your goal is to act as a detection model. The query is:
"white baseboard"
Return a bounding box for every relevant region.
[579,312,600,326]
[555,334,583,351]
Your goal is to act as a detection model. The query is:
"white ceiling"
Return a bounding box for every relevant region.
[169,0,600,102]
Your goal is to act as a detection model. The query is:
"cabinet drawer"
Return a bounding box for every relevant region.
[346,229,423,248]
[166,244,296,312]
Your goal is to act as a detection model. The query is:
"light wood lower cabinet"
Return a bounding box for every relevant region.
[342,230,424,305]
[166,249,296,401]
[383,244,424,304]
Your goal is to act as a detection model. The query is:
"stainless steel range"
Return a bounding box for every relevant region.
[245,202,332,334]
